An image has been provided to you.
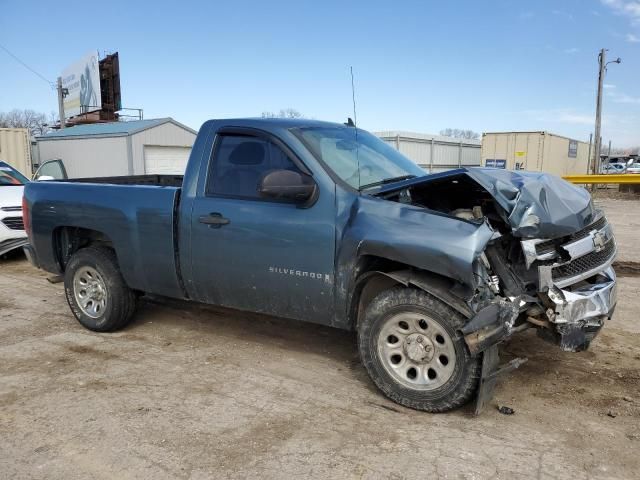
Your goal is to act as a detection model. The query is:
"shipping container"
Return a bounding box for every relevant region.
[374,131,481,173]
[481,131,590,176]
[0,128,32,176]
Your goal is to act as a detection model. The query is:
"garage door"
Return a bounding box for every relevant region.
[144,146,192,174]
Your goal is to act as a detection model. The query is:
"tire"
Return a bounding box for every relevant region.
[358,286,481,412]
[64,246,137,332]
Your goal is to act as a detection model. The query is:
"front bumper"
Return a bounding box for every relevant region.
[544,267,617,351]
[0,237,29,256]
[0,211,27,256]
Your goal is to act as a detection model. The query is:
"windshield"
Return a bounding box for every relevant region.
[0,162,29,186]
[292,126,425,190]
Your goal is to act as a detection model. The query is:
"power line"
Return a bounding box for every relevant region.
[0,43,54,87]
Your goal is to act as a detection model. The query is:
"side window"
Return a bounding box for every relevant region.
[206,135,301,199]
[36,160,66,180]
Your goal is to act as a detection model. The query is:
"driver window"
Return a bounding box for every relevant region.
[206,135,301,199]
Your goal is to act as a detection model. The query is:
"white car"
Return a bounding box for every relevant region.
[600,163,626,174]
[626,163,640,174]
[0,161,29,256]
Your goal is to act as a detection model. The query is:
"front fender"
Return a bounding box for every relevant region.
[332,194,493,329]
[342,195,494,287]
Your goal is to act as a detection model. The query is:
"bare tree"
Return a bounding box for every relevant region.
[439,128,480,140]
[607,146,640,156]
[261,108,304,119]
[0,109,54,136]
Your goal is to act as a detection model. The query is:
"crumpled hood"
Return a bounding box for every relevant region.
[464,168,595,238]
[374,168,595,239]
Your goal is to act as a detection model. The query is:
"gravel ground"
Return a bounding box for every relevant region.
[0,198,638,479]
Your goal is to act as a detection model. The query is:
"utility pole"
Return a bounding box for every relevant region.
[57,77,66,129]
[587,133,593,174]
[593,49,621,175]
[593,49,605,175]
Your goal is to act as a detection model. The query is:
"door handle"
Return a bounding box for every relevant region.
[199,212,230,228]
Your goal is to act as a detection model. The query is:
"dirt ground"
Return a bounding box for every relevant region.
[1,198,639,480]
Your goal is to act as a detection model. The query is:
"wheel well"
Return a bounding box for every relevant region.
[349,255,473,331]
[53,227,115,271]
[348,255,413,331]
[354,273,398,329]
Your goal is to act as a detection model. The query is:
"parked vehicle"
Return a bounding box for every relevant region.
[23,119,618,413]
[33,159,68,181]
[0,161,29,256]
[625,163,640,174]
[600,163,626,174]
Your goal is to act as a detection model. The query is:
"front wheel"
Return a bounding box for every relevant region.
[64,246,137,332]
[358,286,481,412]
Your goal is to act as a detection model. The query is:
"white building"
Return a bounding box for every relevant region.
[35,118,196,178]
[374,131,481,173]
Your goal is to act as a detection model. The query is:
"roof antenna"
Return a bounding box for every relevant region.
[350,66,361,190]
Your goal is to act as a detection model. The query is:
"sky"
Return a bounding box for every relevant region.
[1,0,639,147]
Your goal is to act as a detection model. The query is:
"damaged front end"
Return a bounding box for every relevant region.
[375,168,618,411]
[463,211,617,356]
[521,213,617,352]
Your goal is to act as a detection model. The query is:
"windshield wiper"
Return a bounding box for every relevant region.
[359,175,417,191]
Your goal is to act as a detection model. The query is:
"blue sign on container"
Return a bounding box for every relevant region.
[485,159,506,169]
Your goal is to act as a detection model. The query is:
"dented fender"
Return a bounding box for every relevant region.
[342,196,494,287]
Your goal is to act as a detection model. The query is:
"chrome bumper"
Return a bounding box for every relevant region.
[548,267,617,324]
[543,267,617,351]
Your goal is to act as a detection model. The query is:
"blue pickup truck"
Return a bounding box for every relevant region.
[23,118,617,413]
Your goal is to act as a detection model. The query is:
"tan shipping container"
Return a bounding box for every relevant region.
[0,128,32,176]
[481,131,589,176]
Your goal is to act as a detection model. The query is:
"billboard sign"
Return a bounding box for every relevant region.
[99,52,122,113]
[61,51,101,118]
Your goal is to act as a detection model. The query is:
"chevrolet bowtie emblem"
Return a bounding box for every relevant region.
[593,231,607,252]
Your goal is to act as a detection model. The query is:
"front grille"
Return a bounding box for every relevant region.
[535,239,556,255]
[552,239,616,281]
[535,215,608,256]
[1,216,25,230]
[0,206,22,212]
[568,216,607,243]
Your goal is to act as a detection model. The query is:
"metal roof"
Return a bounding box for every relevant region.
[374,130,482,146]
[37,118,196,139]
[482,131,589,143]
[207,117,352,129]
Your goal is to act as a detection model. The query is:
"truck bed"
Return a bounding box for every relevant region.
[25,179,185,299]
[63,174,184,187]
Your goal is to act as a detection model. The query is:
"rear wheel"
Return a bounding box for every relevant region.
[358,286,481,412]
[64,246,136,332]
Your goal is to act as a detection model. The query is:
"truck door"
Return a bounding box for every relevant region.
[189,131,336,325]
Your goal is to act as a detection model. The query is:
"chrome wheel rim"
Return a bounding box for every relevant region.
[377,311,457,390]
[73,266,108,319]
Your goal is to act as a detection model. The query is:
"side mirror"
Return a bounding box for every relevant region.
[259,169,317,205]
[36,175,56,181]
